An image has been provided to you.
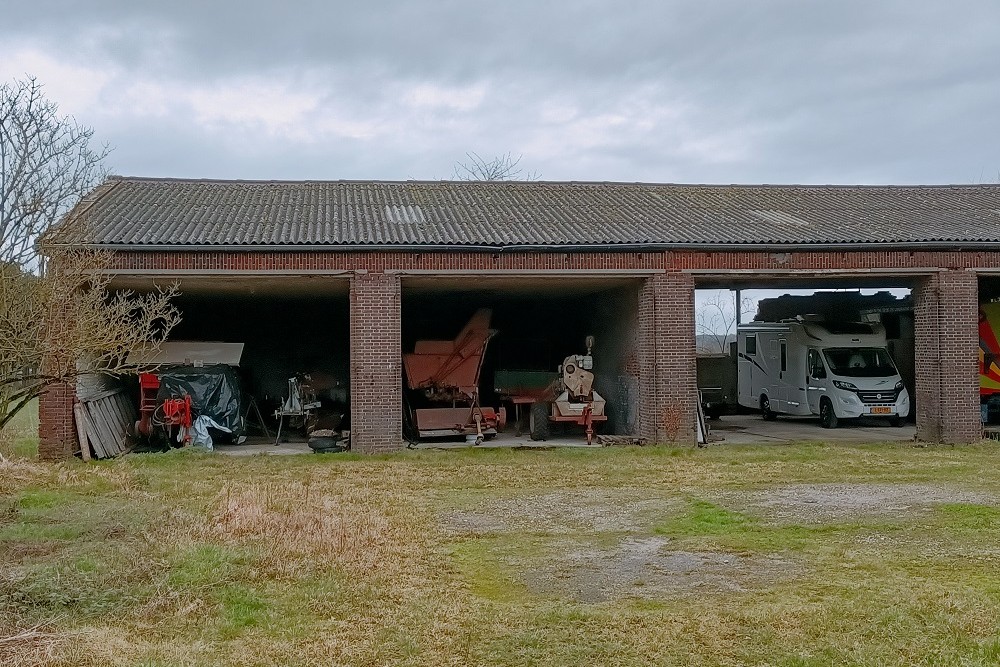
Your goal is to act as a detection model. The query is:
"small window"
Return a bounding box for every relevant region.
[780,340,787,372]
[745,334,757,355]
[809,349,826,378]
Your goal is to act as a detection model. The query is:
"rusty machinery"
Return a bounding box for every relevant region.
[273,375,322,445]
[496,336,607,445]
[402,308,506,444]
[137,373,193,445]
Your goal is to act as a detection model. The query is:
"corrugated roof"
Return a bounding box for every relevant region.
[43,176,1000,249]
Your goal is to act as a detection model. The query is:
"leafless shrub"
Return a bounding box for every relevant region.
[452,152,540,181]
[695,289,756,354]
[0,77,181,431]
[1,77,109,268]
[0,249,181,431]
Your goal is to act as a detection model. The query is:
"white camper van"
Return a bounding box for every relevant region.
[737,318,910,428]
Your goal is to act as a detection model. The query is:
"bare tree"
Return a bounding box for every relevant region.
[1,77,109,268]
[696,290,755,354]
[0,250,180,431]
[453,151,540,181]
[0,76,180,434]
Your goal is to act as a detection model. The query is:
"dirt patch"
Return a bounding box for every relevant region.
[0,541,60,562]
[440,489,678,536]
[519,536,798,603]
[722,483,996,523]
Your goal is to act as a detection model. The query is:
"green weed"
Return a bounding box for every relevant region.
[3,444,1000,665]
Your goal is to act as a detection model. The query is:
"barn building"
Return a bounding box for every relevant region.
[37,177,1000,459]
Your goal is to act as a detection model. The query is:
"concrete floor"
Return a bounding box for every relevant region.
[215,438,313,456]
[708,413,916,444]
[213,431,602,456]
[412,432,602,450]
[211,413,916,456]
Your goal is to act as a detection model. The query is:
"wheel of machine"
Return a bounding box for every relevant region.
[820,397,838,429]
[760,394,777,421]
[889,415,904,428]
[529,402,550,441]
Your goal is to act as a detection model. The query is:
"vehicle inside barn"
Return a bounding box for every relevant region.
[400,277,641,447]
[694,282,917,444]
[80,276,353,456]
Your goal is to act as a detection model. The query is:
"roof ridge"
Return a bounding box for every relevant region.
[106,175,1000,189]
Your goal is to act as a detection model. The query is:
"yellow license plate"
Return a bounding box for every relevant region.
[870,407,892,415]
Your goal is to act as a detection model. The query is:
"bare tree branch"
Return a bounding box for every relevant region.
[696,290,756,354]
[0,249,182,429]
[0,77,109,269]
[452,152,540,181]
[0,76,180,431]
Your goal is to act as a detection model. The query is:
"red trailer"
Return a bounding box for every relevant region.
[403,309,505,443]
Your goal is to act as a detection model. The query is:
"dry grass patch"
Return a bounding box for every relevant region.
[6,445,1000,665]
[205,480,397,570]
[0,619,75,667]
[0,457,47,496]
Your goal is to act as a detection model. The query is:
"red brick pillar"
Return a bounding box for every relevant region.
[638,273,698,444]
[349,271,403,453]
[38,381,76,461]
[913,269,980,443]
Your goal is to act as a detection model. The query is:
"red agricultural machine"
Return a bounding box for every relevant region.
[137,373,193,445]
[495,336,607,445]
[402,308,506,444]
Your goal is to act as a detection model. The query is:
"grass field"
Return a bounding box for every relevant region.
[3,439,1000,665]
[0,399,38,459]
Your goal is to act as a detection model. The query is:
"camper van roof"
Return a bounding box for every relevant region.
[816,322,877,335]
[783,319,877,335]
[739,320,883,337]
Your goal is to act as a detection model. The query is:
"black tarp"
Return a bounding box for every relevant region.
[155,365,244,437]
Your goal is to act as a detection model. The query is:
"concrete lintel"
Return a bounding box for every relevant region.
[103,268,353,277]
[389,268,666,277]
[684,267,945,277]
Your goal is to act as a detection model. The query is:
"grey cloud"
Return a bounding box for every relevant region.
[3,1,1000,183]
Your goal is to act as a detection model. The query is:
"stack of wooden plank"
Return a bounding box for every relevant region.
[74,390,137,460]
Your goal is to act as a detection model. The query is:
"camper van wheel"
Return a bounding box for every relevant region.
[760,395,776,421]
[529,402,550,441]
[889,415,904,428]
[820,398,839,429]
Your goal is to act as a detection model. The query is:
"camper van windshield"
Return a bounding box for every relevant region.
[823,348,898,378]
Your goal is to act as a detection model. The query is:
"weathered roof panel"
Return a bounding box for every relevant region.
[44,177,1000,249]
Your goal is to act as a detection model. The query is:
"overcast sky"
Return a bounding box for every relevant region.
[3,1,999,184]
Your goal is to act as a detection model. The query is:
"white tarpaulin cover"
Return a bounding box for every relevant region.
[128,341,244,366]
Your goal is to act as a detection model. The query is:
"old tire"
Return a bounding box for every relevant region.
[760,395,777,421]
[820,398,839,429]
[529,402,550,441]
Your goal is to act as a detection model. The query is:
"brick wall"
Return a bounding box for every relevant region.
[913,269,981,443]
[105,248,1000,273]
[349,272,403,453]
[638,273,698,444]
[37,247,999,459]
[38,382,76,461]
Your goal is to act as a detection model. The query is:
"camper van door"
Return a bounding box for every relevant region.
[766,337,790,411]
[777,338,790,410]
[806,348,825,415]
